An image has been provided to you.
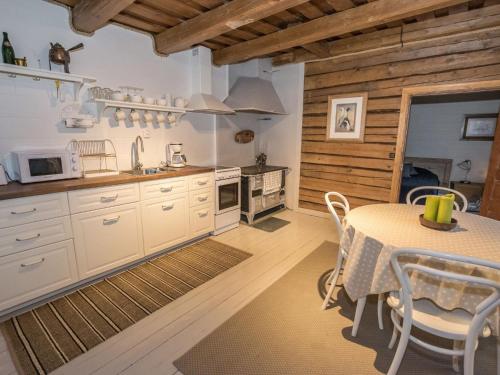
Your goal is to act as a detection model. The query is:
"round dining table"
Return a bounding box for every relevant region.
[340,203,500,335]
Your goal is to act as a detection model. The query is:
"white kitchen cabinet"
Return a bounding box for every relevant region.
[141,193,190,255]
[71,202,144,279]
[0,216,73,257]
[139,176,187,201]
[68,183,140,214]
[189,173,214,191]
[0,192,69,229]
[0,239,78,311]
[189,202,214,237]
[189,188,213,207]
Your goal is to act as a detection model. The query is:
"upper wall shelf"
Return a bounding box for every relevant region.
[0,63,96,84]
[93,99,188,113]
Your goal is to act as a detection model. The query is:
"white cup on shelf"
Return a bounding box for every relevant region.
[129,109,140,126]
[144,111,154,125]
[156,112,166,125]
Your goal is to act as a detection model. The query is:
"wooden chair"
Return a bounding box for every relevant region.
[387,248,499,375]
[406,186,468,212]
[321,192,384,336]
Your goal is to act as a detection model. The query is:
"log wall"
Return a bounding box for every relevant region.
[298,6,500,213]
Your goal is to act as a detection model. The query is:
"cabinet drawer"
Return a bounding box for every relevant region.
[141,193,190,255]
[190,203,214,237]
[72,202,144,279]
[189,188,213,207]
[0,216,73,257]
[0,240,78,312]
[68,183,139,214]
[189,173,214,191]
[140,177,187,201]
[0,193,69,229]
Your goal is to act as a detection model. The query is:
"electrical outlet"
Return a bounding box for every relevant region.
[142,129,151,139]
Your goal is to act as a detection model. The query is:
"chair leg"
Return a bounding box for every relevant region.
[351,297,366,337]
[387,313,412,375]
[321,266,341,310]
[377,293,384,330]
[452,340,462,373]
[388,313,399,349]
[321,251,344,310]
[463,336,477,375]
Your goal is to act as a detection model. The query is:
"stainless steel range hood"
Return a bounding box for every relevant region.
[189,47,235,115]
[224,77,287,115]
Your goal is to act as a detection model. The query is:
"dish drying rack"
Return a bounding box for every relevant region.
[69,139,119,178]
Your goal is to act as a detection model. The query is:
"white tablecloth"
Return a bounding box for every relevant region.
[340,204,500,335]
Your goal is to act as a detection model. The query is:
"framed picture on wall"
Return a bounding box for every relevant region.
[462,114,497,141]
[326,92,368,142]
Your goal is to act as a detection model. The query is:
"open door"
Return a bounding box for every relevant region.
[480,112,500,219]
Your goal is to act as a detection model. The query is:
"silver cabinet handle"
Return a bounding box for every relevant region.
[162,204,174,211]
[11,208,37,215]
[198,196,208,202]
[21,257,45,267]
[160,186,173,193]
[16,233,41,242]
[198,210,209,218]
[100,194,118,203]
[103,216,120,224]
[197,179,209,185]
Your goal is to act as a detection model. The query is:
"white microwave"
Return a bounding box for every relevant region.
[11,149,81,183]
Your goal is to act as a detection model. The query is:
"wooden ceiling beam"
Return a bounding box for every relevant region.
[154,0,310,55]
[72,0,137,33]
[213,0,471,65]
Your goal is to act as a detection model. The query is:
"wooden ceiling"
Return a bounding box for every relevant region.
[50,0,499,65]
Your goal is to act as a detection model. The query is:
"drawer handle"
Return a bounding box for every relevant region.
[198,210,209,218]
[11,208,37,215]
[197,179,209,186]
[16,233,41,242]
[103,216,120,225]
[20,257,45,267]
[160,186,173,193]
[198,196,208,202]
[101,194,118,203]
[162,204,174,211]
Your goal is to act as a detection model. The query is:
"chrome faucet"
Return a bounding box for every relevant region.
[133,135,144,171]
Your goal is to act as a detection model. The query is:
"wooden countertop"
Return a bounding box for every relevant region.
[0,166,214,201]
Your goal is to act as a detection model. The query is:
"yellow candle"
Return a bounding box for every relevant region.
[423,195,440,222]
[436,194,455,224]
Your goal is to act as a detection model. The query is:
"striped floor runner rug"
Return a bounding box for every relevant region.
[1,239,252,375]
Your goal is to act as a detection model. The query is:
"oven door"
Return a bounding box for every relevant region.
[215,177,241,215]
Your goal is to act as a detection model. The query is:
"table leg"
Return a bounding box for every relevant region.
[352,297,366,337]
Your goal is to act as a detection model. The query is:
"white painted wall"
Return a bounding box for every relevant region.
[406,100,500,182]
[0,0,216,174]
[216,61,304,209]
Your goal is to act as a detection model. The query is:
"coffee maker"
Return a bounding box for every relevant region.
[167,143,187,168]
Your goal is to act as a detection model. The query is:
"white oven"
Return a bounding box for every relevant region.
[216,176,241,215]
[11,149,81,183]
[213,167,241,235]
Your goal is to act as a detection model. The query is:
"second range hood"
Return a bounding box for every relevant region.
[224,77,287,115]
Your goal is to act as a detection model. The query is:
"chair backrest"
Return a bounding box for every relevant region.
[406,186,468,212]
[324,192,350,238]
[390,248,500,335]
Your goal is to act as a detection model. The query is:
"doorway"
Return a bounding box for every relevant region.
[390,80,500,219]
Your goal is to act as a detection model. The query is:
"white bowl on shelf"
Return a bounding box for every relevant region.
[130,95,143,103]
[157,98,168,106]
[144,97,155,105]
[111,92,126,101]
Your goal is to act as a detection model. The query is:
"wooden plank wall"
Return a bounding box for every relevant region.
[299,5,500,213]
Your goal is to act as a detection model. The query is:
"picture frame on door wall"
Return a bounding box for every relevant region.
[326,92,367,143]
[462,114,497,141]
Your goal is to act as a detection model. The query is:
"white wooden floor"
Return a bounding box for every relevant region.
[0,210,336,375]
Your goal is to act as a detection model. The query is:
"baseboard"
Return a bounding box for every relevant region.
[294,207,330,218]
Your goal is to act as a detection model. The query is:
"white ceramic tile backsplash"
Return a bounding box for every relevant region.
[0,0,216,175]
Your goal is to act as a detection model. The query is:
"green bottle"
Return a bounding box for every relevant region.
[2,32,15,65]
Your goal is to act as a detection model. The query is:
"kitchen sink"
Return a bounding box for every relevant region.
[121,167,180,175]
